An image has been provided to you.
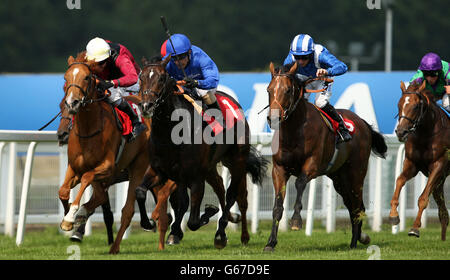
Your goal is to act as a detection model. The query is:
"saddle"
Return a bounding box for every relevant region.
[314,105,355,137]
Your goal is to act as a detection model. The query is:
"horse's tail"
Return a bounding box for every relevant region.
[246,145,269,186]
[364,120,387,159]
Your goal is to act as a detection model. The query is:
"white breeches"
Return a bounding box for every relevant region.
[107,82,140,105]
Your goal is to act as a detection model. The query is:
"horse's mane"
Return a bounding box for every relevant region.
[70,51,96,69]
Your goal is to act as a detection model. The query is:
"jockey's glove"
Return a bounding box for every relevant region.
[97,79,114,91]
[183,77,198,89]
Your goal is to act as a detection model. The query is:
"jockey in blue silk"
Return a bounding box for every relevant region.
[164,34,221,112]
[283,34,351,142]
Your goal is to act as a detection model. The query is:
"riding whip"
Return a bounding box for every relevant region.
[160,16,188,79]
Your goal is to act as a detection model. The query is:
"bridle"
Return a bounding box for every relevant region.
[65,62,106,106]
[140,64,173,112]
[269,73,302,122]
[268,73,332,122]
[398,91,430,134]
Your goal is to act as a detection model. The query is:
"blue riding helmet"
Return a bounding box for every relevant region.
[166,34,192,56]
[289,34,315,56]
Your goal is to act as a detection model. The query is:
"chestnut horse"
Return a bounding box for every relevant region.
[57,80,155,245]
[138,55,268,249]
[390,81,449,240]
[59,52,153,254]
[264,62,387,251]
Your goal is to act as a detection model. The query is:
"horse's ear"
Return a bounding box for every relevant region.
[162,54,171,67]
[400,81,407,93]
[269,62,275,76]
[67,56,75,66]
[418,80,427,92]
[288,61,298,75]
[141,56,148,66]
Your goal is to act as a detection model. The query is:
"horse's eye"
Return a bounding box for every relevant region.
[84,76,90,81]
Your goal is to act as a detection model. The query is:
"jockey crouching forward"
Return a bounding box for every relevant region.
[86,37,147,141]
[284,34,351,142]
[410,52,450,112]
[163,34,224,126]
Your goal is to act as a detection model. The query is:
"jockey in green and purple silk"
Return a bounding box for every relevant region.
[410,52,450,112]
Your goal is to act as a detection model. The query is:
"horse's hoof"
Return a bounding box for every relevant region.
[204,204,219,218]
[214,234,228,249]
[60,221,73,231]
[408,228,420,238]
[166,234,181,245]
[109,246,120,255]
[389,216,400,225]
[290,219,302,231]
[70,231,83,243]
[263,246,274,252]
[228,212,242,224]
[359,233,371,245]
[141,219,156,232]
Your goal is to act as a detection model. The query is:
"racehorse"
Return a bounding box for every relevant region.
[390,81,449,240]
[59,52,153,254]
[57,77,155,245]
[264,62,387,251]
[138,55,268,249]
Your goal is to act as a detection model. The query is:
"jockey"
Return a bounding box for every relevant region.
[85,37,147,141]
[163,34,221,113]
[410,52,450,112]
[283,34,351,142]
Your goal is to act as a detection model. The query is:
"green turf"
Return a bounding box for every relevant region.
[0,220,448,260]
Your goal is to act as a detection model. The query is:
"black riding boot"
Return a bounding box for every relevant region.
[117,100,147,142]
[322,103,352,142]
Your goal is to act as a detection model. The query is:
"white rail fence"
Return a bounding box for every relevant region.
[0,130,443,246]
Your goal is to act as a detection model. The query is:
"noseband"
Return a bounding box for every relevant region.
[398,91,430,134]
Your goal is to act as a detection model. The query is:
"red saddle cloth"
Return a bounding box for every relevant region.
[317,107,356,136]
[202,95,245,135]
[114,101,143,136]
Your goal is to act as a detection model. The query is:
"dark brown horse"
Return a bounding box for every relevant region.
[390,81,449,240]
[59,52,154,254]
[264,62,387,251]
[138,55,268,249]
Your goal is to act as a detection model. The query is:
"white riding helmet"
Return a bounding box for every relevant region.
[86,37,111,62]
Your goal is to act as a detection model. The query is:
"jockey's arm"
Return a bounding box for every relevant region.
[318,50,348,77]
[197,60,219,89]
[113,56,139,88]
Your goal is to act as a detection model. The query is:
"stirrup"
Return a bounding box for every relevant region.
[128,123,147,142]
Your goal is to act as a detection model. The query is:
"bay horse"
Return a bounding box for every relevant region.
[390,81,449,240]
[138,55,268,249]
[264,62,387,251]
[59,52,154,254]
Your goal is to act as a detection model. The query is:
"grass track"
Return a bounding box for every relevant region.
[0,220,448,260]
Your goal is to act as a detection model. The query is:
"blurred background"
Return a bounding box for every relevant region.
[1,0,448,73]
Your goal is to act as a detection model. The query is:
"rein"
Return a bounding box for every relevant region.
[66,62,107,138]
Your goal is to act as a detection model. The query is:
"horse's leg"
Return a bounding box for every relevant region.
[201,170,225,226]
[410,161,446,238]
[101,192,114,245]
[136,166,160,231]
[58,165,79,218]
[153,181,177,250]
[431,182,449,241]
[389,158,418,225]
[71,182,108,242]
[187,179,206,231]
[167,185,189,245]
[263,164,289,252]
[290,174,308,230]
[235,175,249,245]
